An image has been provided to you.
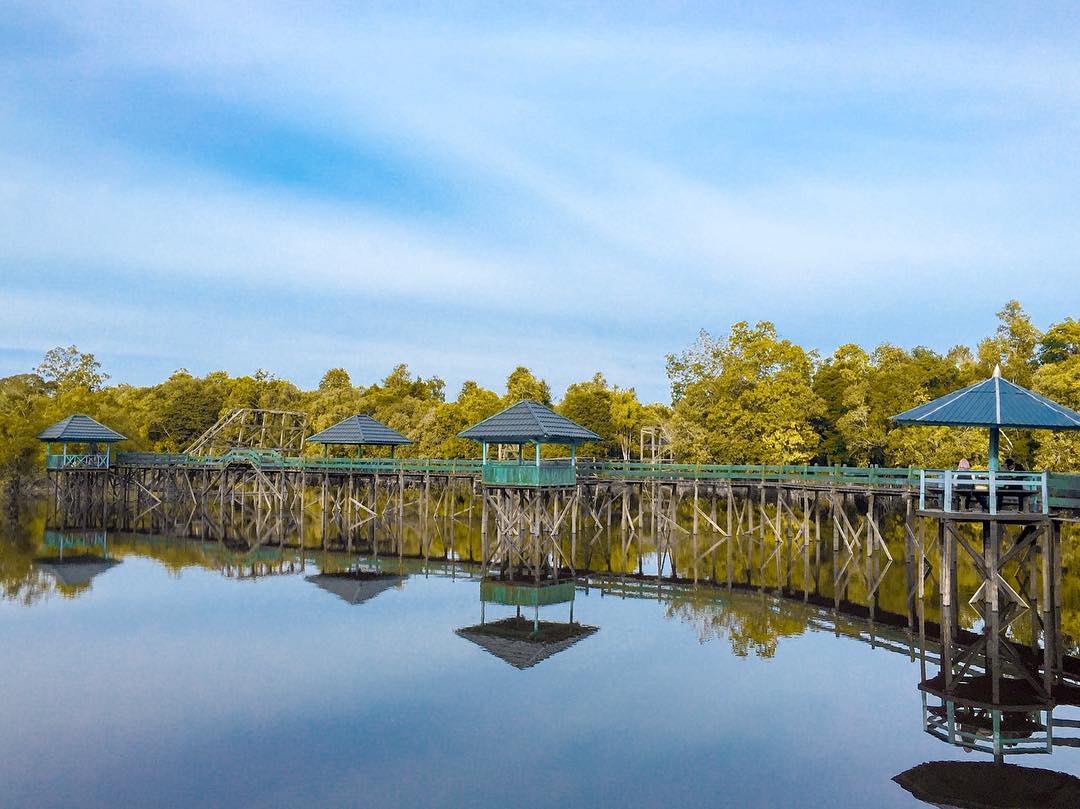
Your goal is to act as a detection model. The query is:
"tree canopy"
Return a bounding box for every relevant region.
[2,300,1078,488]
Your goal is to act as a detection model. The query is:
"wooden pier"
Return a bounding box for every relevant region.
[38,391,1080,767]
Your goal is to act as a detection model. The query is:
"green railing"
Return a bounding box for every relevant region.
[481,460,576,487]
[480,579,576,606]
[113,452,485,475]
[1048,473,1080,510]
[285,457,485,475]
[98,453,1080,510]
[919,469,1049,515]
[46,453,110,470]
[584,461,920,487]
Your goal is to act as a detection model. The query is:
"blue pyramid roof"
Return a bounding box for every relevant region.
[36,415,127,443]
[307,414,412,446]
[891,368,1080,430]
[458,400,600,444]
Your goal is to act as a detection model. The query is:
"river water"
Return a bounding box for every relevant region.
[2,504,1079,808]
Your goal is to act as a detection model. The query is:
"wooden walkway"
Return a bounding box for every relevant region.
[78,453,1080,512]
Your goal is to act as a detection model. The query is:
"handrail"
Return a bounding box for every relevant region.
[46,453,110,470]
[585,461,919,487]
[91,453,1080,511]
[919,469,1050,515]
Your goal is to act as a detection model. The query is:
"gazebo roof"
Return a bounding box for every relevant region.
[36,415,127,443]
[891,368,1080,431]
[456,617,598,669]
[305,573,404,605]
[307,414,412,446]
[458,400,600,444]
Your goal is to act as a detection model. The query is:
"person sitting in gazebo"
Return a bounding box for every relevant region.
[1004,457,1026,472]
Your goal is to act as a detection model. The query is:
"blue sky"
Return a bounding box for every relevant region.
[1,2,1078,403]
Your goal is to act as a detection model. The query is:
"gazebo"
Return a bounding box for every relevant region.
[37,414,126,469]
[456,618,598,670]
[458,400,599,487]
[891,366,1080,514]
[891,366,1080,472]
[307,414,412,459]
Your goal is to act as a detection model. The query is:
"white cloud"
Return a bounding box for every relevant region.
[2,1,1079,396]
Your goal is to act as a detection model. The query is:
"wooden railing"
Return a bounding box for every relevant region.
[918,469,1050,515]
[114,452,485,475]
[91,453,1080,511]
[481,459,576,487]
[584,461,920,487]
[46,453,110,470]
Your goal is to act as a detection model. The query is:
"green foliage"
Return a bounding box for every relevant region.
[831,343,975,466]
[976,299,1042,386]
[3,300,1078,492]
[553,373,654,459]
[353,364,445,454]
[415,381,502,459]
[812,343,869,462]
[504,366,551,405]
[667,321,825,464]
[1039,317,1080,364]
[144,370,228,451]
[559,373,614,456]
[1033,328,1080,470]
[35,345,108,394]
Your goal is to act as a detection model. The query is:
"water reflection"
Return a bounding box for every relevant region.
[456,579,598,670]
[893,761,1080,807]
[34,528,119,595]
[306,567,405,606]
[914,619,1080,763]
[3,502,1080,807]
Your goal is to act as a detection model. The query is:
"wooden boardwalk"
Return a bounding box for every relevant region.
[45,450,1080,510]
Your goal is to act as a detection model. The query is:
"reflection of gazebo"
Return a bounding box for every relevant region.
[35,528,118,590]
[893,761,1080,808]
[34,556,120,588]
[456,618,598,670]
[37,415,127,469]
[459,400,598,487]
[916,621,1080,762]
[456,579,597,669]
[305,572,404,605]
[307,415,412,459]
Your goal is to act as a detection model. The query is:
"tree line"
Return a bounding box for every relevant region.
[1,300,1077,491]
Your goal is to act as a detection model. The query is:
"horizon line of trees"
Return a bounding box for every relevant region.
[1,300,1077,486]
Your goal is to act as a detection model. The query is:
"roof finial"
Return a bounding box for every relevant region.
[993,364,1002,378]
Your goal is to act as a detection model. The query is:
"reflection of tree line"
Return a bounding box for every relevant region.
[0,509,55,604]
[664,590,807,657]
[5,499,1079,658]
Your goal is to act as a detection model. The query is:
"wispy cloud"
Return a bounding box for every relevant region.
[2,2,1078,400]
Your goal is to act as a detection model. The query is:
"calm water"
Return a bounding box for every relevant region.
[3,514,1080,808]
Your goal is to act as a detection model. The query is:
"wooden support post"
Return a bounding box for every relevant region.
[481,488,489,574]
[692,481,699,584]
[725,485,733,590]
